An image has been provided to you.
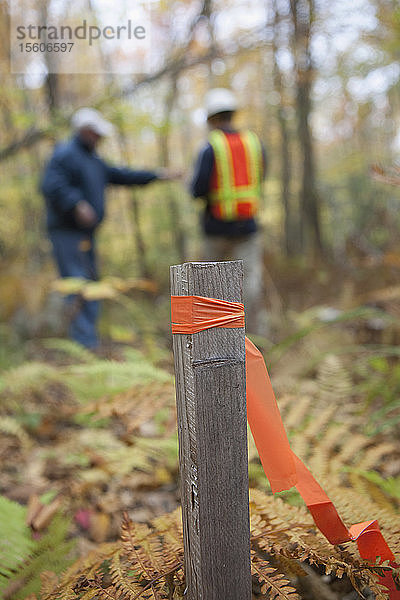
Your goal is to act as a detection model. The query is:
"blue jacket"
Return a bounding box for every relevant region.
[41,135,159,231]
[190,128,267,237]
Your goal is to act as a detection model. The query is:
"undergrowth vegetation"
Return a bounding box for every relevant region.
[1,297,400,599]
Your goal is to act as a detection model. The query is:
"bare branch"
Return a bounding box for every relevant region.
[0,30,267,162]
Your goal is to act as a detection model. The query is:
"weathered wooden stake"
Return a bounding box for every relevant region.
[170,261,252,600]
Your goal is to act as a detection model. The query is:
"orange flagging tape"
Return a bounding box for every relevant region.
[171,295,399,598]
[171,295,245,333]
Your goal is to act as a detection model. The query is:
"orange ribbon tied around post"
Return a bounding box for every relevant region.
[171,295,399,599]
[171,295,245,333]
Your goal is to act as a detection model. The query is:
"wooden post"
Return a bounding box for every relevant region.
[170,261,251,600]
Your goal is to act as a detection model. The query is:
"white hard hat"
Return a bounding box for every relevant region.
[205,88,238,118]
[71,107,114,137]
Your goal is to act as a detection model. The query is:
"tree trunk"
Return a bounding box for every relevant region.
[130,193,151,279]
[289,0,323,256]
[271,0,296,256]
[114,121,151,280]
[159,73,186,263]
[39,0,59,114]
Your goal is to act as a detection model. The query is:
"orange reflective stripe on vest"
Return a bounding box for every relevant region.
[209,130,263,221]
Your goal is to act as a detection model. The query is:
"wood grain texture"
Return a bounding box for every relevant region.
[170,261,251,600]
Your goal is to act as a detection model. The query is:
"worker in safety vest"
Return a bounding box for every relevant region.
[190,88,268,334]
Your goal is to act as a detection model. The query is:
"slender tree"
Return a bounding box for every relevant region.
[271,0,296,255]
[159,73,187,263]
[39,0,60,114]
[289,0,323,255]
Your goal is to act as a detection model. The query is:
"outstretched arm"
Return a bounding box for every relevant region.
[106,165,182,185]
[106,165,159,186]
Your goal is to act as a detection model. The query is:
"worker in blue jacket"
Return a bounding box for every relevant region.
[42,107,178,349]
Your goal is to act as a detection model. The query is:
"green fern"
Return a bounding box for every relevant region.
[0,361,59,395]
[0,415,32,449]
[41,338,97,364]
[0,347,172,406]
[7,513,76,599]
[346,468,400,504]
[0,495,76,600]
[0,496,34,592]
[66,355,171,403]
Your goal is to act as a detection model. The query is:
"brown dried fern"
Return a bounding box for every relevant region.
[38,486,400,600]
[121,517,164,583]
[250,488,398,598]
[109,553,148,599]
[81,381,175,434]
[251,552,300,599]
[40,543,120,600]
[38,347,400,600]
[283,397,312,432]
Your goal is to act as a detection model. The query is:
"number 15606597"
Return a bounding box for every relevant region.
[19,42,74,52]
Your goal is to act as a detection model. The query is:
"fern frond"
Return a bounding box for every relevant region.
[83,381,175,430]
[251,552,300,599]
[0,415,32,448]
[332,489,400,557]
[41,338,97,363]
[355,470,400,502]
[282,396,312,432]
[273,555,306,579]
[67,358,171,402]
[316,354,353,402]
[151,510,184,575]
[121,515,165,582]
[347,472,397,513]
[58,543,120,583]
[110,553,178,600]
[9,513,76,599]
[39,571,59,598]
[302,404,337,440]
[308,424,349,479]
[250,488,313,532]
[109,553,146,599]
[79,590,100,600]
[41,582,79,600]
[357,442,398,471]
[250,485,400,598]
[0,362,59,395]
[104,585,136,600]
[36,486,399,600]
[334,433,369,465]
[88,585,125,600]
[0,496,34,591]
[40,544,120,600]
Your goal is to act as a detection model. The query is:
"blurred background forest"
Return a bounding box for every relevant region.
[1,1,400,599]
[1,0,400,349]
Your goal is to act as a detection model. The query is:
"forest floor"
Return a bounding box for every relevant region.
[1,256,400,599]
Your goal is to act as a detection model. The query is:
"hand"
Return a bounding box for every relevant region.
[74,200,97,228]
[370,164,400,187]
[156,168,184,181]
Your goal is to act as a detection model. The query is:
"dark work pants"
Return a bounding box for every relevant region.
[49,229,100,348]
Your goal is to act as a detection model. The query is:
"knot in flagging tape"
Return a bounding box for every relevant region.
[171,294,399,597]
